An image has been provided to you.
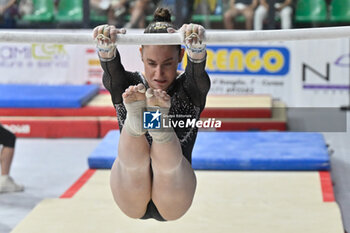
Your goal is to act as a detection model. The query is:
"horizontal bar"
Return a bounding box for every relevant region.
[0,26,349,45]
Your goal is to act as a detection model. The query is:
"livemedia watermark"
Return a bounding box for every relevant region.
[143,108,222,130]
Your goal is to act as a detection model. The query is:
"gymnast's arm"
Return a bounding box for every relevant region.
[183,53,211,108]
[100,50,137,105]
[180,24,211,108]
[93,25,137,105]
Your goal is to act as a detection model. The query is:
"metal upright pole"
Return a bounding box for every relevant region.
[266,0,276,29]
[83,0,90,28]
[340,38,350,111]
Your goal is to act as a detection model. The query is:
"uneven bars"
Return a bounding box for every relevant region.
[0,26,349,45]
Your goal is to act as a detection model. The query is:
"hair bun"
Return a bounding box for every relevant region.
[153,8,172,22]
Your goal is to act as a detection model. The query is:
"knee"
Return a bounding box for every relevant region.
[159,204,191,221]
[224,10,235,20]
[110,189,149,219]
[231,9,238,17]
[120,207,147,219]
[154,194,195,221]
[224,11,231,20]
[162,213,184,221]
[111,196,149,220]
[244,10,254,20]
[135,0,147,8]
[115,202,147,219]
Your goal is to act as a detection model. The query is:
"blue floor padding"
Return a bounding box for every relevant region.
[88,131,120,169]
[0,84,99,108]
[88,130,330,170]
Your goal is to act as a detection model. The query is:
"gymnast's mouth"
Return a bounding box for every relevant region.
[154,79,167,84]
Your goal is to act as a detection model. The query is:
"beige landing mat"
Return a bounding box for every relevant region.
[11,198,343,233]
[74,170,326,204]
[11,171,344,233]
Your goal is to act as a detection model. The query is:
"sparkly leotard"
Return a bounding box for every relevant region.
[100,49,210,221]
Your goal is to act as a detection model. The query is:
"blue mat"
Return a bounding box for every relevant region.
[0,84,99,108]
[88,130,330,171]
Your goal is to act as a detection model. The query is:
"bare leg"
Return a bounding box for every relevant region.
[138,16,146,29]
[110,84,152,218]
[243,8,254,30]
[90,0,102,9]
[151,138,196,220]
[0,144,24,193]
[0,146,14,175]
[107,8,116,25]
[146,89,197,221]
[126,0,148,28]
[224,8,238,29]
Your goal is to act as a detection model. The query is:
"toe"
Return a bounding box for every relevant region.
[125,87,131,93]
[154,90,161,97]
[122,92,128,99]
[130,85,137,93]
[146,88,154,98]
[137,83,146,93]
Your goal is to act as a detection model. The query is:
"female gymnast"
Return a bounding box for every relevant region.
[93,7,210,221]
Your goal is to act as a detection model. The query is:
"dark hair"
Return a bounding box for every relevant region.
[144,8,177,34]
[143,8,181,52]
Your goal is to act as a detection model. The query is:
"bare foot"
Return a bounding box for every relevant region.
[122,84,146,104]
[145,88,171,108]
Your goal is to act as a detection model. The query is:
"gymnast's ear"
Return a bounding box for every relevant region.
[178,47,185,63]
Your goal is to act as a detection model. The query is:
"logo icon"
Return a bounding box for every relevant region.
[143,109,161,129]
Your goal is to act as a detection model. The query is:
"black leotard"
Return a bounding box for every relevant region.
[100,49,210,221]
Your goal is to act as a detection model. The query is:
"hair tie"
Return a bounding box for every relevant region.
[152,22,170,30]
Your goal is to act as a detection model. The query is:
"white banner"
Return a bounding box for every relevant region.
[288,39,349,107]
[0,42,88,85]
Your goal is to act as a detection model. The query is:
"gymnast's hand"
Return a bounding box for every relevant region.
[92,25,126,60]
[168,23,207,62]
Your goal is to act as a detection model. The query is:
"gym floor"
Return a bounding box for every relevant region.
[0,113,349,233]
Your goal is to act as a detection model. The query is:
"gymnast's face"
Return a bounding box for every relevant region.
[140,45,184,90]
